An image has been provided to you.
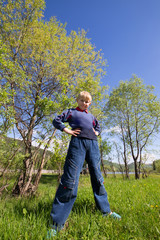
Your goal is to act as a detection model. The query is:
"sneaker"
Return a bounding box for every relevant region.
[46,228,57,239]
[110,212,121,220]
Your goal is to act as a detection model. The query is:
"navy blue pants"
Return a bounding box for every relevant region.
[50,137,111,227]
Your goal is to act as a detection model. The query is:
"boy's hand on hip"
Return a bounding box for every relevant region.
[93,128,99,136]
[63,128,81,136]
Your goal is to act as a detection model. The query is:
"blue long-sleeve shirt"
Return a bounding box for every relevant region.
[53,107,101,140]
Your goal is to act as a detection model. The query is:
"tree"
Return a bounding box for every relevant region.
[48,133,69,182]
[0,0,107,195]
[99,135,111,177]
[105,75,160,179]
[153,159,160,173]
[113,142,128,179]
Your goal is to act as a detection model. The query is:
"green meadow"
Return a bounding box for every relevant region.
[0,174,160,240]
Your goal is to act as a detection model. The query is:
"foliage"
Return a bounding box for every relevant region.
[0,174,160,239]
[0,136,25,194]
[99,137,111,158]
[46,132,70,178]
[0,136,24,170]
[98,135,112,176]
[105,75,160,179]
[0,40,15,133]
[153,159,160,173]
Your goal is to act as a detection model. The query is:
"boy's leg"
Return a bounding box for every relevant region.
[86,139,111,214]
[50,137,86,227]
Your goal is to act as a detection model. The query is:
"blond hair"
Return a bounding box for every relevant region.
[77,91,92,102]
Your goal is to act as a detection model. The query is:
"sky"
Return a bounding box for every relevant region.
[43,0,160,162]
[44,0,160,97]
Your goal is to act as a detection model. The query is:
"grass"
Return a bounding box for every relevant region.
[0,174,160,240]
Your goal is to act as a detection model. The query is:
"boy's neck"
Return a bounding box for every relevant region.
[76,106,88,113]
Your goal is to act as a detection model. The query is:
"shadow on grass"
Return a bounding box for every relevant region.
[12,193,96,221]
[72,197,96,214]
[12,196,52,220]
[10,175,58,219]
[40,174,58,185]
[11,174,97,221]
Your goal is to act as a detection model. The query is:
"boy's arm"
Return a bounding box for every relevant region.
[53,109,71,131]
[93,117,101,136]
[53,110,81,136]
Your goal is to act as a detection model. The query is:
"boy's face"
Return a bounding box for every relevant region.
[77,97,91,110]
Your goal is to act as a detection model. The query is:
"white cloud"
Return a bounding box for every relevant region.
[142,152,159,164]
[102,126,121,134]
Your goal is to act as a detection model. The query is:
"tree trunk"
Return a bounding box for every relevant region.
[12,129,56,196]
[127,119,140,180]
[134,158,140,179]
[124,159,129,179]
[138,146,142,176]
[12,151,34,195]
[101,154,107,177]
[120,123,129,179]
[33,129,56,192]
[99,139,107,177]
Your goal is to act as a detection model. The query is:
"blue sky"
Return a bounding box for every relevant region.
[44,0,160,97]
[43,0,160,162]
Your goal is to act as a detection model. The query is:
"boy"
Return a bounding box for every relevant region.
[47,91,121,238]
